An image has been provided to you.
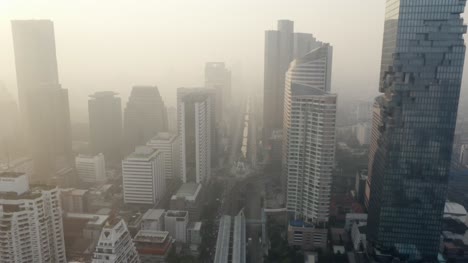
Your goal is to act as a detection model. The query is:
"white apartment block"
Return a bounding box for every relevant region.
[177,88,212,184]
[283,44,336,225]
[92,219,140,263]
[75,153,106,183]
[122,146,166,205]
[147,132,180,180]
[0,172,67,263]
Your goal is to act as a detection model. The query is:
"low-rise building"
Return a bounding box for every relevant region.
[287,220,327,250]
[76,153,106,183]
[187,222,203,255]
[61,188,89,213]
[170,182,202,220]
[141,209,165,231]
[134,230,173,263]
[164,210,188,243]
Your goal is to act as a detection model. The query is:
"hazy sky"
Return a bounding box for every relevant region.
[2,0,466,122]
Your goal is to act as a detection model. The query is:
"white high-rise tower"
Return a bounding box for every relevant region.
[283,44,336,224]
[0,172,67,262]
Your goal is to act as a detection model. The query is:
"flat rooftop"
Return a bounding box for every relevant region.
[142,209,165,221]
[134,230,169,244]
[150,132,177,141]
[188,222,202,231]
[66,213,109,226]
[166,210,188,218]
[171,183,202,201]
[0,172,25,178]
[126,146,158,160]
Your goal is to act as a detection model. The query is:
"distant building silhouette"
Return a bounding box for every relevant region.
[366,0,467,260]
[124,86,168,153]
[205,62,231,128]
[11,20,72,182]
[88,91,122,164]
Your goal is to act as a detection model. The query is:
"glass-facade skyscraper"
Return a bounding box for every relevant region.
[367,0,467,260]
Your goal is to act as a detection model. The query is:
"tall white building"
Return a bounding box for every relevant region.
[0,172,67,262]
[92,219,140,263]
[177,88,212,184]
[122,146,166,205]
[147,132,180,181]
[283,44,336,225]
[75,153,106,183]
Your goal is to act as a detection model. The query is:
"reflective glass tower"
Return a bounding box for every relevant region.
[367,0,467,260]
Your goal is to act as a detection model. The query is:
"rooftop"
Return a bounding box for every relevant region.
[142,209,165,221]
[445,202,467,216]
[171,183,202,201]
[89,91,119,99]
[134,230,169,244]
[66,213,109,226]
[149,132,177,142]
[188,222,202,231]
[166,210,188,218]
[0,172,25,178]
[126,146,158,160]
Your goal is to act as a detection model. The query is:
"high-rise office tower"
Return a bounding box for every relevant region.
[0,83,20,159]
[122,146,166,205]
[0,172,67,262]
[88,91,123,163]
[177,88,212,183]
[75,153,106,183]
[205,62,231,126]
[124,86,168,153]
[167,106,178,134]
[92,219,140,263]
[367,0,467,260]
[11,20,72,181]
[263,20,321,152]
[283,44,335,244]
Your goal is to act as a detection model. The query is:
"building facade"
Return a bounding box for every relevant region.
[164,210,188,243]
[366,0,467,260]
[92,220,140,263]
[177,88,212,183]
[75,153,106,183]
[0,172,67,262]
[263,20,322,144]
[283,44,336,226]
[11,20,72,181]
[88,91,122,163]
[124,86,168,153]
[147,132,180,181]
[205,62,231,128]
[122,147,166,206]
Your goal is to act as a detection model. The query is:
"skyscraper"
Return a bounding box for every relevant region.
[263,20,322,153]
[177,88,212,183]
[124,86,168,153]
[0,83,21,159]
[0,172,67,262]
[88,91,123,164]
[283,44,335,249]
[147,132,180,181]
[11,20,72,181]
[205,62,231,127]
[367,0,467,260]
[75,153,106,183]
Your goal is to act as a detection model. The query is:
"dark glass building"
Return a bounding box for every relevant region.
[367,0,467,260]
